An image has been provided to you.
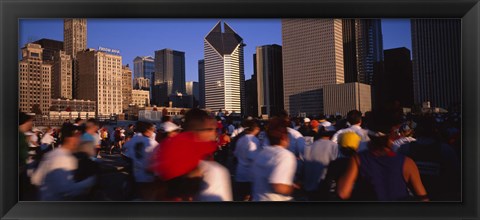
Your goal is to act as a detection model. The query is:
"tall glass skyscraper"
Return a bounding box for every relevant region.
[198,59,205,108]
[133,56,155,81]
[152,49,186,106]
[282,19,344,116]
[256,44,284,117]
[204,21,245,114]
[411,19,461,110]
[133,56,155,101]
[342,19,384,85]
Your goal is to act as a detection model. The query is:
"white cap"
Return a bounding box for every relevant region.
[160,121,182,133]
[304,118,311,123]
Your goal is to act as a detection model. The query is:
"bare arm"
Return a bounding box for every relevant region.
[403,157,429,201]
[271,184,294,195]
[337,155,359,200]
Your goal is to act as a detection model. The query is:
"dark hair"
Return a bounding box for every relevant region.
[156,130,169,143]
[60,123,81,144]
[86,118,99,127]
[346,110,362,125]
[183,108,212,131]
[136,121,154,134]
[19,111,33,126]
[74,117,83,123]
[319,129,336,138]
[266,117,289,146]
[368,135,389,152]
[161,116,171,123]
[318,114,327,121]
[244,120,259,133]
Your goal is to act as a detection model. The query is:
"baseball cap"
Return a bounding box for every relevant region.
[304,118,311,123]
[338,132,361,151]
[159,121,182,133]
[152,132,217,180]
[310,120,319,129]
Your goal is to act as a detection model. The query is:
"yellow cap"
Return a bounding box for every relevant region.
[338,132,361,150]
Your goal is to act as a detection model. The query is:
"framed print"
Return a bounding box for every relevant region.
[1,0,479,219]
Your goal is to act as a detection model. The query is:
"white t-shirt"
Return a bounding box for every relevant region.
[231,127,245,138]
[196,160,233,201]
[40,132,55,145]
[262,128,306,158]
[331,125,371,152]
[234,134,260,182]
[320,120,332,128]
[31,147,77,186]
[123,135,159,183]
[392,137,416,152]
[302,139,339,191]
[252,145,297,201]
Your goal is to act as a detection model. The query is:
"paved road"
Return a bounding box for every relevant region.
[91,151,134,201]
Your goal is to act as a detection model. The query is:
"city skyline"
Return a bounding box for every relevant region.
[19,19,412,82]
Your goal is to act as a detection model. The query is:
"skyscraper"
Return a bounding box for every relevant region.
[343,19,384,85]
[122,65,133,112]
[282,19,344,116]
[52,50,73,99]
[204,21,245,114]
[377,47,414,108]
[186,81,199,98]
[133,56,155,79]
[63,19,87,59]
[19,43,52,114]
[245,54,258,117]
[64,19,87,100]
[76,48,123,116]
[133,56,155,101]
[32,38,64,62]
[411,19,461,110]
[186,81,200,108]
[198,59,206,108]
[245,75,258,117]
[152,49,186,106]
[256,44,284,117]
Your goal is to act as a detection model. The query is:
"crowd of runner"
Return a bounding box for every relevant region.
[18,108,461,201]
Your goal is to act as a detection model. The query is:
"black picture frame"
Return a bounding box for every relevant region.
[1,0,479,219]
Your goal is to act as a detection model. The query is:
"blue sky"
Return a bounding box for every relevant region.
[19,19,411,81]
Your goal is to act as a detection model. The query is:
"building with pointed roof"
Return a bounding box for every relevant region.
[204,21,246,114]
